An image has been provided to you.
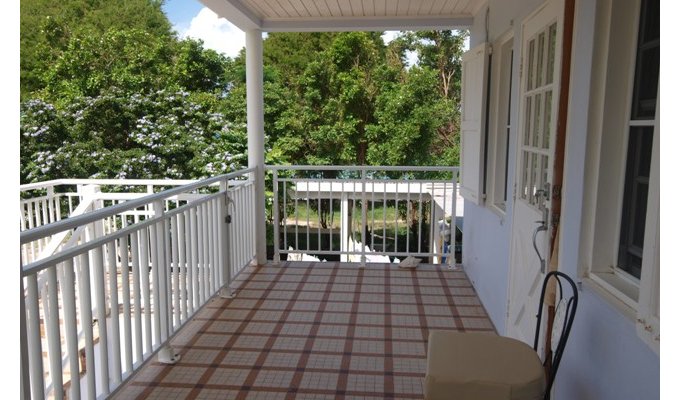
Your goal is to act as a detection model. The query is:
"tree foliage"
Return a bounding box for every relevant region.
[20,0,468,185]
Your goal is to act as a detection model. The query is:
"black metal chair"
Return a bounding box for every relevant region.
[534,271,579,400]
[424,270,578,400]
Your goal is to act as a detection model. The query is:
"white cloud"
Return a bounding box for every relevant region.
[382,30,400,44]
[178,8,245,59]
[382,30,418,68]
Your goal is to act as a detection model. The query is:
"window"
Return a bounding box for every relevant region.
[617,0,659,280]
[486,33,514,214]
[583,0,659,353]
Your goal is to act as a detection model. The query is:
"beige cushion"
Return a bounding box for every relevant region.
[424,330,546,400]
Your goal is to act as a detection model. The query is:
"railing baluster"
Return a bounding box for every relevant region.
[139,228,152,355]
[130,230,144,364]
[273,170,280,263]
[361,169,367,266]
[189,208,198,313]
[149,222,161,347]
[77,253,96,399]
[119,234,133,374]
[418,182,423,255]
[92,244,110,395]
[371,180,375,252]
[306,182,310,252]
[329,180,333,253]
[406,182,411,255]
[25,274,45,400]
[177,212,187,321]
[171,215,180,327]
[42,199,50,226]
[318,179,321,254]
[202,202,210,302]
[295,180,299,252]
[283,178,288,253]
[45,265,64,399]
[106,241,122,384]
[383,183,387,253]
[61,259,81,400]
[211,198,218,292]
[162,217,172,336]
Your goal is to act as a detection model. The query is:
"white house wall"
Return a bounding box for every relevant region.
[465,1,660,399]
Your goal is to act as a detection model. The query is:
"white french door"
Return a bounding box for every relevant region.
[507,0,564,350]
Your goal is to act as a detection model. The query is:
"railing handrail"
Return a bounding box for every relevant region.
[20,167,256,245]
[19,178,208,192]
[21,191,225,277]
[265,164,459,172]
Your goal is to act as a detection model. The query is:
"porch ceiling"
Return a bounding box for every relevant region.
[199,0,483,32]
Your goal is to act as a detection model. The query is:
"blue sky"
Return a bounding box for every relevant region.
[162,0,204,33]
[162,0,247,58]
[159,0,410,61]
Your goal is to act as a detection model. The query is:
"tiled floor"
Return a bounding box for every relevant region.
[113,261,496,399]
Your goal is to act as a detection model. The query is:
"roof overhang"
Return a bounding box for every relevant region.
[199,0,484,32]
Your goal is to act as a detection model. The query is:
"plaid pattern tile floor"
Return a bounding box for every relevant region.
[113,261,496,399]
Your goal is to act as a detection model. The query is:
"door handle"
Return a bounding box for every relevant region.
[532,221,547,273]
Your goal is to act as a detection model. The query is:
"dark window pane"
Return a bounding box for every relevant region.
[632,46,660,119]
[642,0,660,43]
[632,181,649,248]
[618,127,653,280]
[631,0,660,120]
[637,127,654,177]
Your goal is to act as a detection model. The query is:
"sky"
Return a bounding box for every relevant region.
[161,0,410,61]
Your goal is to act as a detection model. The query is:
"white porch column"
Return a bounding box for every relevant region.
[246,29,267,265]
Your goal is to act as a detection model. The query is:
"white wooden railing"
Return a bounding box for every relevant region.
[268,165,462,265]
[20,169,256,400]
[20,179,211,265]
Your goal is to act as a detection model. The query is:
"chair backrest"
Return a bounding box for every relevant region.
[532,271,578,400]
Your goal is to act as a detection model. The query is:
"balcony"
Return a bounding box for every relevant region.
[19,165,484,400]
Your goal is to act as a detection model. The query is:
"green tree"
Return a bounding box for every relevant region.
[20,0,173,99]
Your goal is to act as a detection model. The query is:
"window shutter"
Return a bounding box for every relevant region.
[460,42,491,205]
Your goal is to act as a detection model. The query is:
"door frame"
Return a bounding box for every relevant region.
[505,0,568,344]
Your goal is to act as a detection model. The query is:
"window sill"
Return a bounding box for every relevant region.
[584,271,639,321]
[487,202,507,222]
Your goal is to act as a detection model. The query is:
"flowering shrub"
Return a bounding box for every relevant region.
[20,88,247,183]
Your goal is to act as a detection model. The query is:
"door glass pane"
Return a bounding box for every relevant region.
[533,93,542,147]
[546,23,557,84]
[523,151,529,200]
[530,152,538,204]
[541,155,549,194]
[527,39,536,90]
[524,96,532,145]
[537,31,545,88]
[543,90,553,149]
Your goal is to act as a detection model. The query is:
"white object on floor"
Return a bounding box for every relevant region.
[399,256,421,269]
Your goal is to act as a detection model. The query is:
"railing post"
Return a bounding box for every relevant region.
[450,172,459,268]
[154,200,180,365]
[361,169,367,267]
[272,169,280,265]
[219,180,234,299]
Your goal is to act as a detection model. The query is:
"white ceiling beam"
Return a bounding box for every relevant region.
[198,0,263,31]
[261,16,474,32]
